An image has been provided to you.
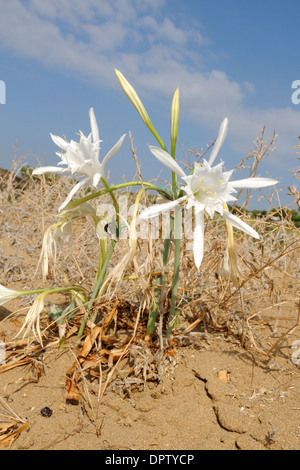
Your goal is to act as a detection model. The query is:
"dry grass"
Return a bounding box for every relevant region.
[0,128,300,404]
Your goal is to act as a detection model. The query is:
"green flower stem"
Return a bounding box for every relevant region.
[12,285,86,298]
[145,112,178,199]
[171,174,178,200]
[66,181,172,211]
[88,212,107,282]
[167,206,182,337]
[91,176,120,287]
[76,239,116,343]
[163,216,174,266]
[135,95,179,335]
[91,238,116,299]
[145,216,174,336]
[115,69,168,154]
[117,71,181,337]
[101,177,120,237]
[148,126,168,153]
[95,224,107,283]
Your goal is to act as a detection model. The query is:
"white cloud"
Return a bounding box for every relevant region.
[83,21,127,51]
[158,18,188,45]
[0,0,211,87]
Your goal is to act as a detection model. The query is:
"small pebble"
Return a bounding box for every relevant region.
[40,407,53,418]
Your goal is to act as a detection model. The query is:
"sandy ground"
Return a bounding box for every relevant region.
[0,331,300,450]
[1,302,300,451]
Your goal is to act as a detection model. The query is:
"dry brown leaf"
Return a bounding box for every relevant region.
[0,421,29,448]
[65,301,120,405]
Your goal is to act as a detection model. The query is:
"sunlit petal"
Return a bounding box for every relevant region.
[139,196,187,219]
[58,179,87,212]
[208,117,228,165]
[222,209,259,239]
[89,107,99,145]
[32,166,61,175]
[101,133,127,169]
[0,284,22,306]
[231,177,279,189]
[142,117,277,270]
[16,293,47,345]
[34,110,125,195]
[149,146,187,179]
[50,133,68,150]
[92,172,102,187]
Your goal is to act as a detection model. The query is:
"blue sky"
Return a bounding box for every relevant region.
[0,0,300,208]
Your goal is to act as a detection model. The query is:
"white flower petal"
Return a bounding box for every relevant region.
[46,111,124,186]
[139,196,187,219]
[0,284,21,306]
[148,146,187,179]
[32,166,61,175]
[193,206,205,269]
[89,107,99,144]
[58,179,87,212]
[101,133,127,169]
[208,117,228,166]
[16,293,46,345]
[231,177,279,189]
[222,209,259,239]
[50,133,68,150]
[92,172,102,187]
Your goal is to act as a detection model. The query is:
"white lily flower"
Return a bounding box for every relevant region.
[0,285,44,344]
[140,118,278,269]
[39,220,72,281]
[0,284,22,306]
[0,284,45,344]
[16,292,47,345]
[32,108,126,211]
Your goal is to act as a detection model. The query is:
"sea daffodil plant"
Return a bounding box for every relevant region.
[1,69,280,345]
[32,108,126,211]
[115,70,278,336]
[0,284,86,344]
